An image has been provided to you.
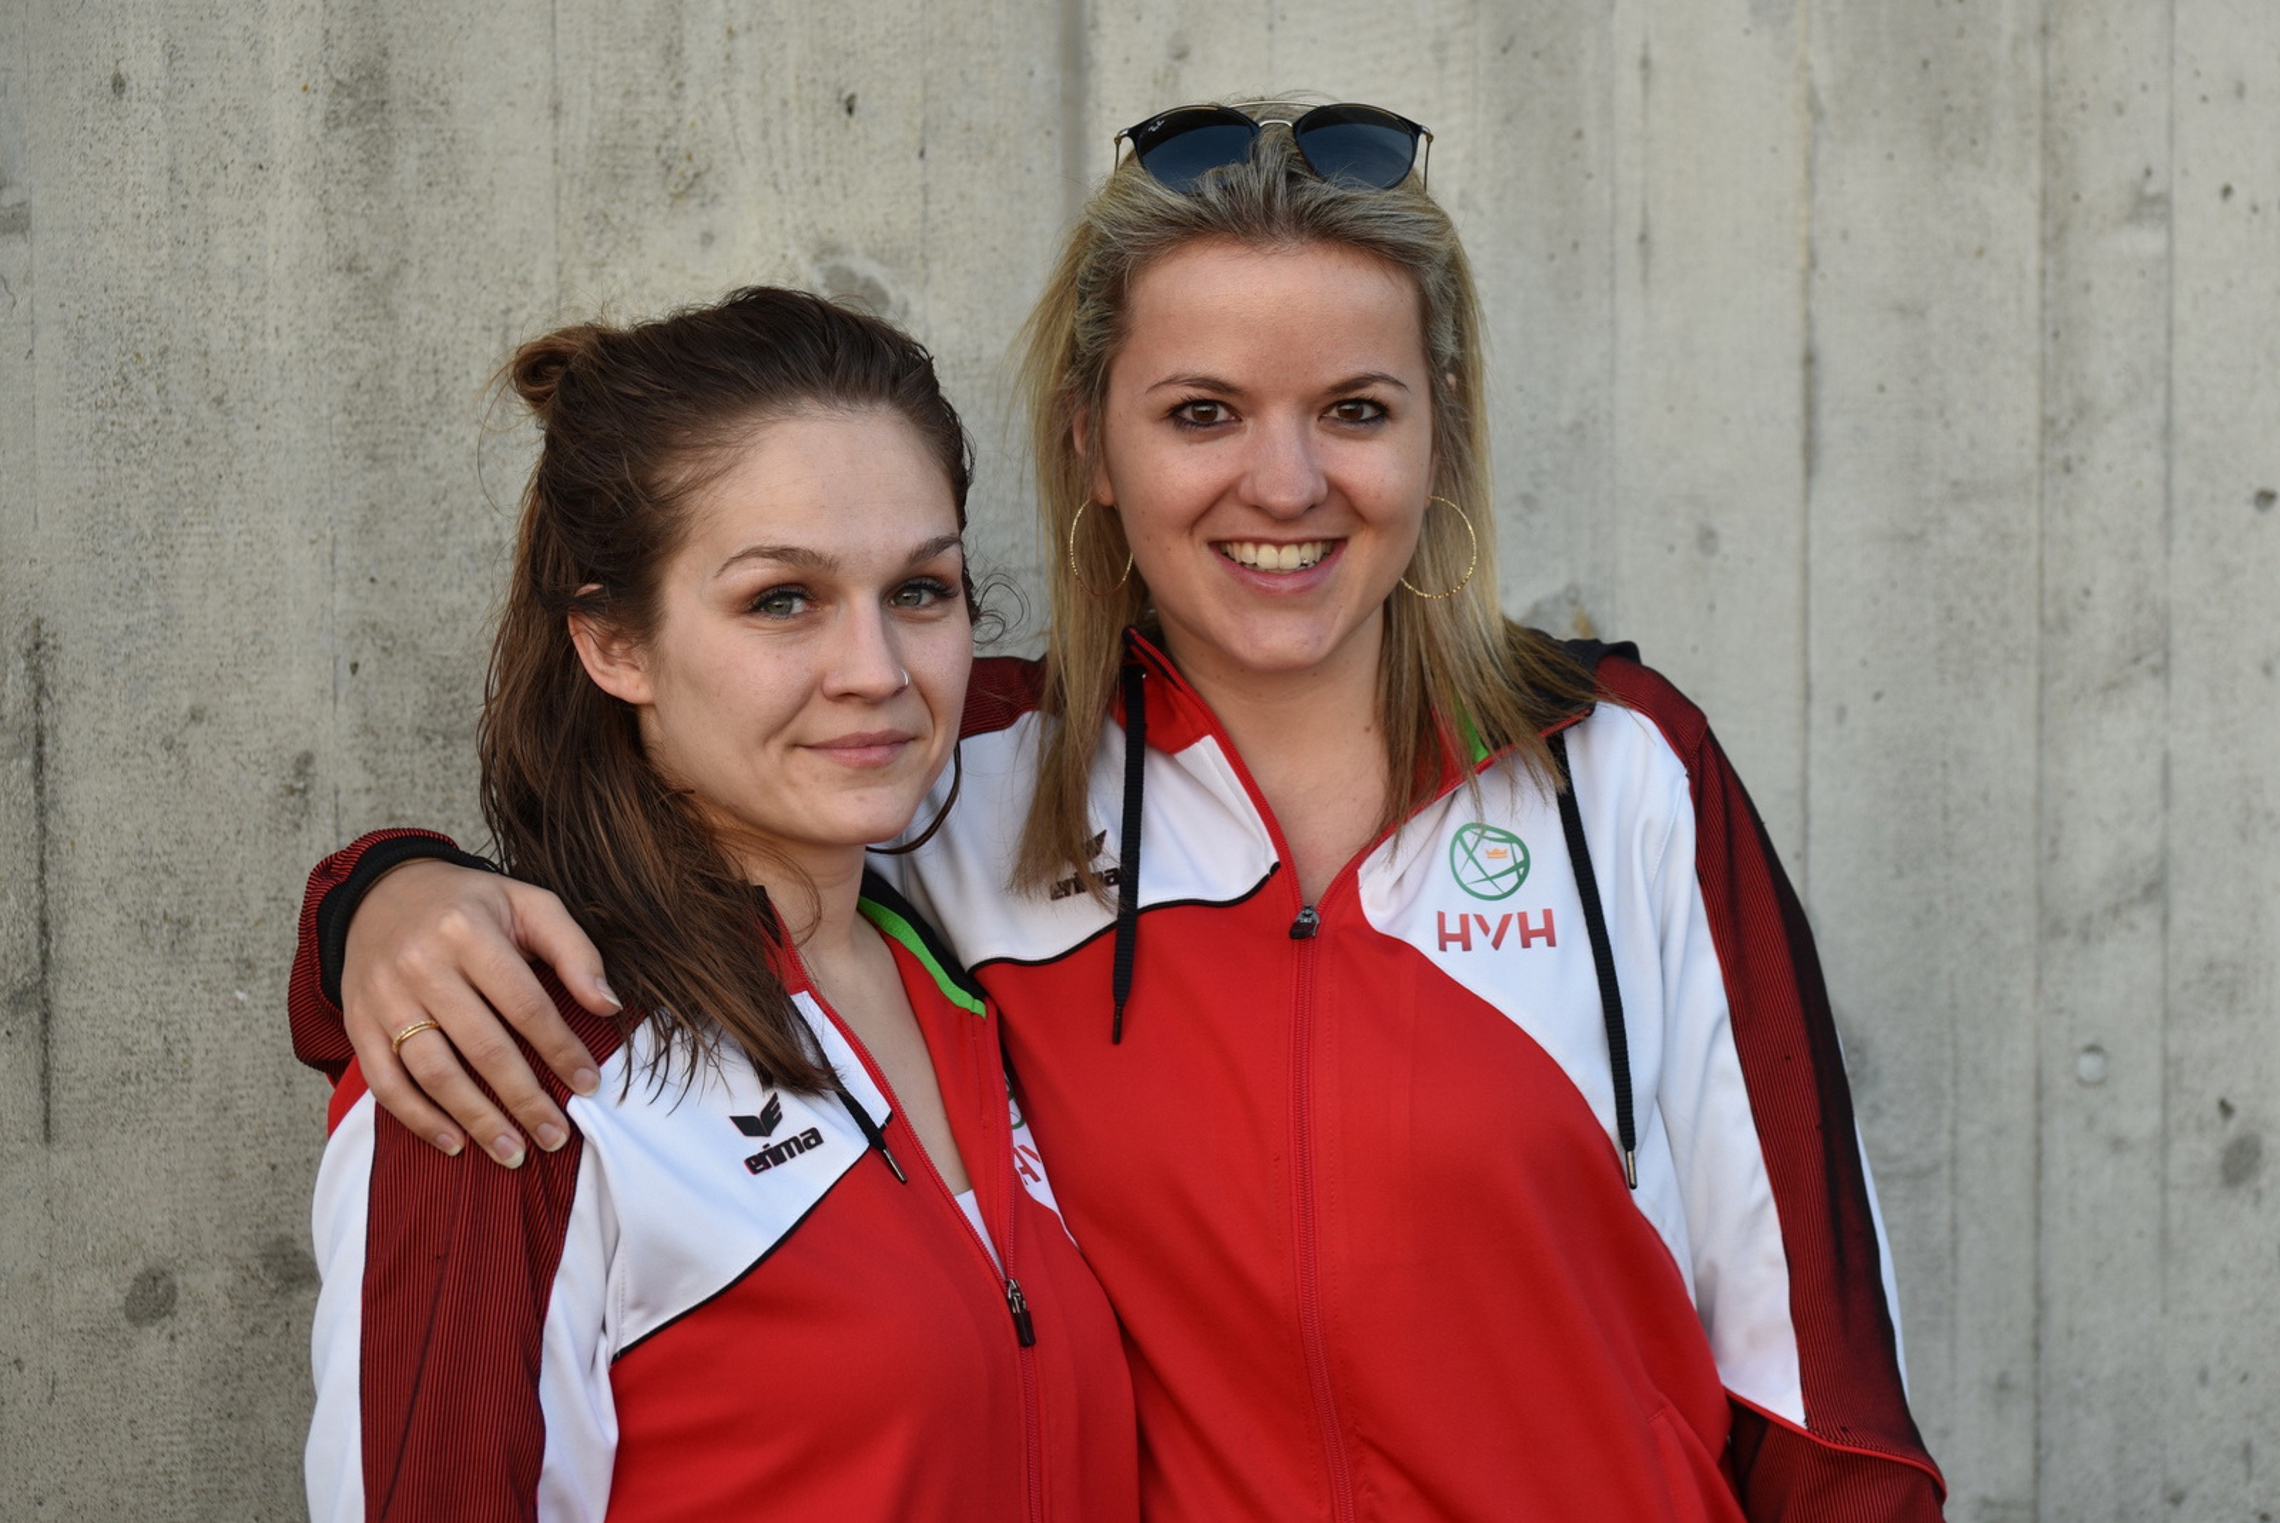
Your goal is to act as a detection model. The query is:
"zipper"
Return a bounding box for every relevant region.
[985,1021,1048,1523]
[1004,1277,1037,1345]
[794,951,1048,1523]
[1124,635,1414,1522]
[1288,898,1358,1523]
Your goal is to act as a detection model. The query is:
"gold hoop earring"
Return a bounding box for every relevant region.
[873,743,962,856]
[1067,499,1134,600]
[1399,495,1480,600]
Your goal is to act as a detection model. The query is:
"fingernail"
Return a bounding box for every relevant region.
[595,979,622,1012]
[435,1132,463,1156]
[535,1122,568,1151]
[491,1134,526,1168]
[571,1067,601,1097]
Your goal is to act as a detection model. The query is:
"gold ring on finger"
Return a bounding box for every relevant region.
[389,1019,444,1058]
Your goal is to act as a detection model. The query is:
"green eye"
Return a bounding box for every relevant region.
[891,578,956,609]
[751,587,810,618]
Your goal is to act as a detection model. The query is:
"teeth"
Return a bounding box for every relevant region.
[1222,540,1332,572]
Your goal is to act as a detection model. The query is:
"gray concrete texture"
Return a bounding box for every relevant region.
[1,0,2274,1517]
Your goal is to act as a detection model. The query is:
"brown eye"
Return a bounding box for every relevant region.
[1170,399,1233,428]
[1330,398,1388,424]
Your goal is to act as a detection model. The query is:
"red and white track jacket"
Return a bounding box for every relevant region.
[291,861,1138,1523]
[877,639,1945,1521]
[295,639,1944,1522]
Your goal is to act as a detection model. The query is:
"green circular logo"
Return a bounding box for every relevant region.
[1450,824,1530,900]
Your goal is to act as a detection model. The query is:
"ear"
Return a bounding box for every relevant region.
[568,607,653,707]
[1072,406,1113,507]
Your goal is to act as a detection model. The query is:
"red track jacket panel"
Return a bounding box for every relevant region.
[294,854,1137,1523]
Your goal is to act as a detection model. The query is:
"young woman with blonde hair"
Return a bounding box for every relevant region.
[293,103,1942,1520]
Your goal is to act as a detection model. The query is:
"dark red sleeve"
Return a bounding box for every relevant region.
[1594,656,1946,1521]
[311,969,628,1521]
[354,1087,585,1522]
[289,829,474,1081]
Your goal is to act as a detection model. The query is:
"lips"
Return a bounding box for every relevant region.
[1216,539,1336,572]
[808,730,915,768]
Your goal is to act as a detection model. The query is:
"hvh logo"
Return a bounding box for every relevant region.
[1437,908,1556,952]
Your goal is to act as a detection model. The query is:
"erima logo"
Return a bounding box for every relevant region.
[1048,831,1118,902]
[731,1095,823,1174]
[1450,823,1530,900]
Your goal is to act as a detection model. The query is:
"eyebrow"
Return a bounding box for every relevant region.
[1141,370,1413,396]
[715,532,965,579]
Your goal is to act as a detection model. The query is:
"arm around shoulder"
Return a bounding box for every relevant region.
[290,829,482,1080]
[289,828,613,1164]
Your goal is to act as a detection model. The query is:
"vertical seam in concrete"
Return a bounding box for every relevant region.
[1795,0,1816,901]
[1057,0,1089,228]
[1601,3,1618,636]
[1614,2,1649,644]
[5,0,48,1150]
[549,0,562,303]
[919,1,933,324]
[2156,0,2176,1333]
[1635,34,1651,293]
[327,405,341,844]
[29,616,52,1146]
[1469,0,1481,256]
[2029,4,2051,1505]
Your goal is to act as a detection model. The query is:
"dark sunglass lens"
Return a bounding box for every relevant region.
[1292,107,1420,188]
[1133,109,1258,193]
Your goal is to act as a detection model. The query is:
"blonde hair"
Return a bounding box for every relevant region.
[1014,99,1597,894]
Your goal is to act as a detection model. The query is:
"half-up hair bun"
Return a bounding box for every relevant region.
[506,323,609,424]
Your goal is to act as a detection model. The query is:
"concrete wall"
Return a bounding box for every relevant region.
[3,2,2275,1517]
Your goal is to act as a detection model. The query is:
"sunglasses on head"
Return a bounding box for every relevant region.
[1114,103,1433,194]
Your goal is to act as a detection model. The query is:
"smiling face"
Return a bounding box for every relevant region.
[1087,237,1435,696]
[574,408,971,882]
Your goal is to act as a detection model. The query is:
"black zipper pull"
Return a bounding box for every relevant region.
[833,1086,908,1183]
[1289,905,1320,939]
[1004,1277,1037,1347]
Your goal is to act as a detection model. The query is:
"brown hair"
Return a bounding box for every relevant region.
[485,286,973,1092]
[1013,99,1598,894]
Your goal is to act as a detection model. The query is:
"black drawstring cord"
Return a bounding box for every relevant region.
[1550,730,1639,1189]
[1110,654,1147,1043]
[833,1084,907,1183]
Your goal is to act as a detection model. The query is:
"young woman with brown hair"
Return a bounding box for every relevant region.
[295,106,1943,1520]
[298,287,1134,1521]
